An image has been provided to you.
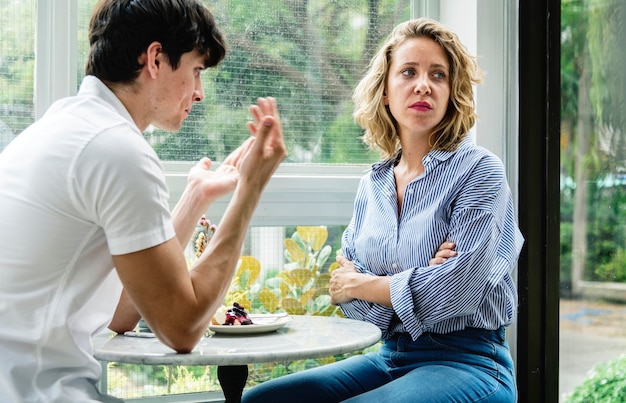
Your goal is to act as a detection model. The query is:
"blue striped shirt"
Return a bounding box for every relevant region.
[340,137,524,340]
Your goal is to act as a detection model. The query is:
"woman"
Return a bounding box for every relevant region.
[242,18,523,403]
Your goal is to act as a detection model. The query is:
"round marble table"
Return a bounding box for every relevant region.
[94,315,382,402]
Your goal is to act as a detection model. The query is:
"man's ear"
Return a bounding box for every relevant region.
[143,41,162,79]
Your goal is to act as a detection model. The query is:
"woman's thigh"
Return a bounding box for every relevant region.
[344,361,514,403]
[243,328,517,403]
[342,330,516,403]
[241,352,390,403]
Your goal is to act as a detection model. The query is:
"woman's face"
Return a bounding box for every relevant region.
[384,37,450,141]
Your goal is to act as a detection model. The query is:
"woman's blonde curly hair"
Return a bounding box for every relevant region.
[353,18,483,159]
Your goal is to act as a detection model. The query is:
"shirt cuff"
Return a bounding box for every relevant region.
[390,270,425,340]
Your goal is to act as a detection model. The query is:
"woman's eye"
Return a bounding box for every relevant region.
[433,71,446,79]
[401,69,415,77]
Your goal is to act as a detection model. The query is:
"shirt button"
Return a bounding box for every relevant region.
[392,263,398,269]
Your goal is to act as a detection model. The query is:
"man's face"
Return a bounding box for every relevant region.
[151,50,206,132]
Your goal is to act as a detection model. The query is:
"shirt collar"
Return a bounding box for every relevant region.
[78,75,139,133]
[370,136,474,172]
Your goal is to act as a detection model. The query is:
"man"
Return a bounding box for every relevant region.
[0,0,286,401]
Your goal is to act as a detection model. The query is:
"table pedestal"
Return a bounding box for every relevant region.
[217,365,249,403]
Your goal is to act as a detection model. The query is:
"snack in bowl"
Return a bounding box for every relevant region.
[211,302,254,326]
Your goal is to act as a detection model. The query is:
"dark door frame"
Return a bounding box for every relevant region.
[516,0,561,402]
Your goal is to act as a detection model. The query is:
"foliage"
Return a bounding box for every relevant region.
[560,0,626,287]
[561,178,575,288]
[247,342,381,388]
[595,248,626,283]
[587,0,626,169]
[565,355,626,403]
[586,183,626,281]
[105,363,222,398]
[560,221,574,287]
[561,0,589,125]
[1,0,406,163]
[144,0,409,163]
[0,0,36,134]
[106,363,166,398]
[224,226,342,317]
[560,180,626,284]
[164,366,221,394]
[220,225,361,391]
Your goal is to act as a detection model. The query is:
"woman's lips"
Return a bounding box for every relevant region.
[410,101,432,111]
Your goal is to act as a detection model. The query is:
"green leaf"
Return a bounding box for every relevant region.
[271,364,288,379]
[316,245,332,269]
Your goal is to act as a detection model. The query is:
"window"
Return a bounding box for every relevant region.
[559,0,626,401]
[0,0,36,152]
[3,0,520,399]
[30,0,516,228]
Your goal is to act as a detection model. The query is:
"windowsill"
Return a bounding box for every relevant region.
[163,162,369,226]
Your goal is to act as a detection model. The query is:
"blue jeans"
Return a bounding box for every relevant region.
[242,327,517,403]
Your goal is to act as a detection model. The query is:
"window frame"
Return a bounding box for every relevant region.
[164,162,367,226]
[517,0,561,401]
[35,0,77,119]
[36,0,548,393]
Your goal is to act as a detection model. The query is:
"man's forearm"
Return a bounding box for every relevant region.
[171,179,212,247]
[188,183,263,311]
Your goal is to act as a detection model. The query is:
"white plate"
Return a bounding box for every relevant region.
[208,314,292,334]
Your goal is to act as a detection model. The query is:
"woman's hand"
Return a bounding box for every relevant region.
[328,240,457,309]
[330,256,392,307]
[429,241,457,265]
[329,256,358,305]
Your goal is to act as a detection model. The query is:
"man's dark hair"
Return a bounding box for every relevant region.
[85,0,227,83]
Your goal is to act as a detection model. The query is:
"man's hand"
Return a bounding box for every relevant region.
[237,97,286,189]
[186,137,255,205]
[429,241,457,265]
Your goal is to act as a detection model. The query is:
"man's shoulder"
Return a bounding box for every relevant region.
[45,76,137,133]
[11,94,132,157]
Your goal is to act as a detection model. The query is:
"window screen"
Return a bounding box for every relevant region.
[77,0,410,164]
[0,0,36,152]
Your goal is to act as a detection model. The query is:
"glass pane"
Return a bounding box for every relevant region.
[560,0,626,401]
[131,0,408,164]
[77,0,98,87]
[0,0,36,152]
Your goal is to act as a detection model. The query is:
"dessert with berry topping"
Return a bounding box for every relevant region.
[212,302,254,326]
